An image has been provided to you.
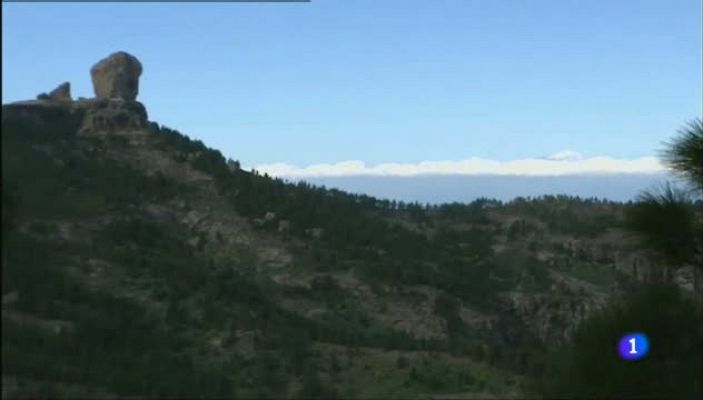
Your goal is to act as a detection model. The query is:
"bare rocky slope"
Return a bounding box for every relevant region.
[3,53,696,399]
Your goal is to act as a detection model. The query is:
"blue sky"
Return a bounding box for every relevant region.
[3,0,701,170]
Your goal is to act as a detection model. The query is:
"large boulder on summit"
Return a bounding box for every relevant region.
[5,51,149,136]
[90,52,142,101]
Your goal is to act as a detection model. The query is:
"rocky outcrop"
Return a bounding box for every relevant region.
[37,82,72,102]
[503,276,609,345]
[1,100,85,135]
[78,98,148,134]
[50,82,72,101]
[2,98,148,136]
[278,220,290,233]
[90,52,142,101]
[4,52,149,135]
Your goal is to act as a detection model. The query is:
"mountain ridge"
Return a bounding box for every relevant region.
[2,52,697,398]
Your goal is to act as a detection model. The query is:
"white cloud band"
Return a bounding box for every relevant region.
[250,152,666,178]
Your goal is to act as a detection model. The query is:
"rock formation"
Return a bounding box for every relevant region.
[49,82,72,101]
[4,51,148,135]
[90,51,142,101]
[79,98,148,133]
[278,220,291,233]
[37,82,72,102]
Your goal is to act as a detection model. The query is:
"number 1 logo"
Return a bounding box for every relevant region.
[619,332,649,360]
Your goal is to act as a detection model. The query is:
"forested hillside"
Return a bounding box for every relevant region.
[2,98,700,398]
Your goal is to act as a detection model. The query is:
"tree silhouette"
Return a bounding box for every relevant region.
[663,119,703,191]
[626,119,703,280]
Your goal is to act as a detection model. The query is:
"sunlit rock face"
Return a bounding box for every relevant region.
[90,51,143,101]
